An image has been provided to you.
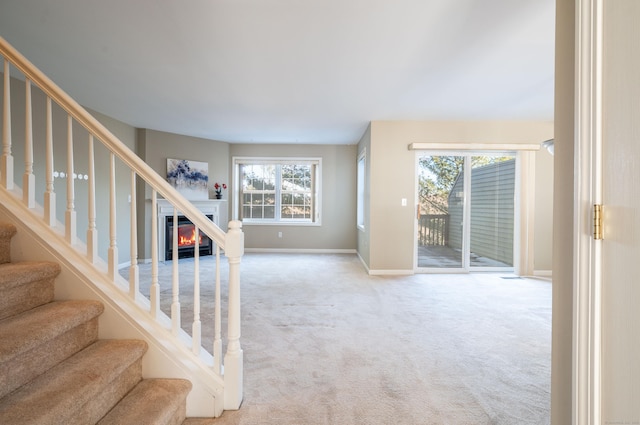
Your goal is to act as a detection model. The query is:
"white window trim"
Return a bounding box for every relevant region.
[232,156,322,226]
[357,149,366,231]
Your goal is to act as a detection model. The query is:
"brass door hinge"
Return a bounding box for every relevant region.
[593,204,603,240]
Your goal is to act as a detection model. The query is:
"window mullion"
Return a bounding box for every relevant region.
[275,164,282,221]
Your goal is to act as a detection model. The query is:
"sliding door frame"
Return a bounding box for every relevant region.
[410,143,539,275]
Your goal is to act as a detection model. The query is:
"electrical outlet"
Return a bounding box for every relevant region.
[278,231,283,238]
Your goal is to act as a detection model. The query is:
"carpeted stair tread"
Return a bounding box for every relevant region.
[0,339,148,425]
[0,222,206,422]
[0,300,103,361]
[0,222,17,237]
[97,379,192,425]
[0,261,61,321]
[0,261,60,289]
[0,222,16,264]
[0,261,61,289]
[0,300,104,399]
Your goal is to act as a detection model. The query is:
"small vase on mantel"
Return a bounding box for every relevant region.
[213,183,227,200]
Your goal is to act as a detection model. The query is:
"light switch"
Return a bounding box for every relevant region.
[401,198,407,206]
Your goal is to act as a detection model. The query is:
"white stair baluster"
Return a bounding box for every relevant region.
[150,190,160,318]
[171,207,181,335]
[192,226,201,354]
[107,152,118,280]
[23,79,35,208]
[213,243,222,374]
[224,220,244,409]
[87,135,97,263]
[129,171,139,297]
[2,59,13,190]
[44,97,55,226]
[65,115,76,243]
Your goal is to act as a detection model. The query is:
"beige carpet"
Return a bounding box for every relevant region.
[123,253,551,425]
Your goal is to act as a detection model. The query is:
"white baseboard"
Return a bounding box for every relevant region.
[533,270,552,278]
[244,248,357,254]
[356,252,414,275]
[367,269,414,276]
[356,252,370,273]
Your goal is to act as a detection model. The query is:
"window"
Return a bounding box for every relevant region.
[233,157,321,225]
[357,149,365,230]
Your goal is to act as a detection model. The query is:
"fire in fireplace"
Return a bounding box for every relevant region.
[165,215,213,260]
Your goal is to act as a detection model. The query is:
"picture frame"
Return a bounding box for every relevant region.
[166,158,209,200]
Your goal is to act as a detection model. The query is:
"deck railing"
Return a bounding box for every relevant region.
[0,36,243,411]
[418,213,449,246]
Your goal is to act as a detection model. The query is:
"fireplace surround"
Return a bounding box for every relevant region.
[156,199,226,262]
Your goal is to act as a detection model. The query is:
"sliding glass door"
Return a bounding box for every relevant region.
[416,153,515,271]
[416,155,465,269]
[468,155,515,268]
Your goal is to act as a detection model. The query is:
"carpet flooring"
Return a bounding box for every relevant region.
[123,253,551,425]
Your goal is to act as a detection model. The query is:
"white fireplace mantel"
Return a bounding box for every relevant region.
[156,198,227,262]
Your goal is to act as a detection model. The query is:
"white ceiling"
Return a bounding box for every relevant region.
[0,0,555,145]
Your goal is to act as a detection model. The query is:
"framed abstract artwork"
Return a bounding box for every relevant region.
[166,158,209,200]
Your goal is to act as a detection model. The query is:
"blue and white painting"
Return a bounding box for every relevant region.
[167,158,209,200]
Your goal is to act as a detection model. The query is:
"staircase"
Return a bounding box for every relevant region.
[0,222,215,424]
[1,36,243,417]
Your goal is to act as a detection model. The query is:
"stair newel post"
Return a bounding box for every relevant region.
[150,190,160,318]
[129,170,139,297]
[2,59,14,190]
[213,244,222,374]
[23,79,35,208]
[87,135,97,263]
[171,207,180,335]
[65,115,76,244]
[107,152,118,280]
[192,226,201,354]
[224,220,244,410]
[44,97,56,226]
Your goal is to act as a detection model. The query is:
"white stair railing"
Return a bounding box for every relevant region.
[0,36,244,412]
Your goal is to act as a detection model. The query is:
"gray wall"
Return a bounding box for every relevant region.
[0,75,135,265]
[551,0,574,423]
[135,129,230,260]
[134,134,358,255]
[229,143,357,251]
[534,146,554,272]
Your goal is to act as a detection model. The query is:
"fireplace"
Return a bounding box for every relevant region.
[156,199,224,262]
[165,215,214,260]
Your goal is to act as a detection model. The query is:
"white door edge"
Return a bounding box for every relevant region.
[573,0,604,423]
